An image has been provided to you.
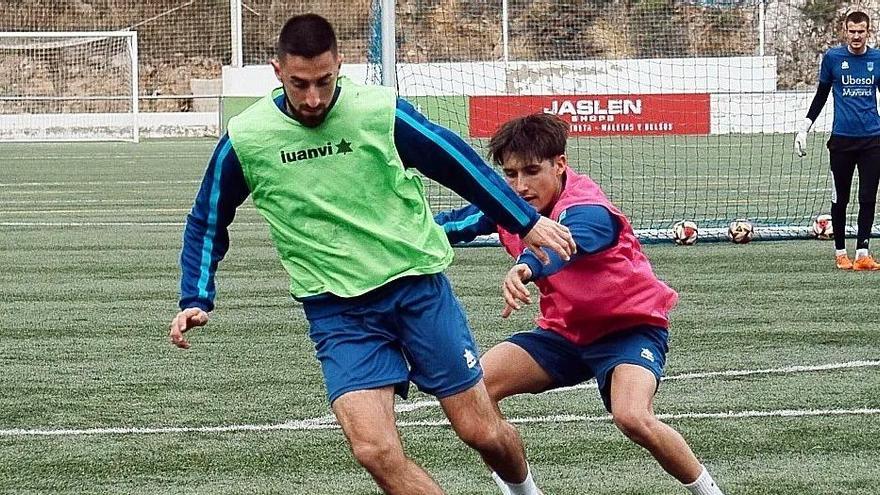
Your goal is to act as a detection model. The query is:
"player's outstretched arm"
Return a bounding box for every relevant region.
[394,99,577,261]
[169,307,209,349]
[434,204,497,245]
[393,99,578,259]
[521,216,576,264]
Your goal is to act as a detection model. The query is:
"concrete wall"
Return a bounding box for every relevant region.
[0,112,218,140]
[712,92,833,134]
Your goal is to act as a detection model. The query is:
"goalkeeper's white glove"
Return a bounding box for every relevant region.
[794,118,813,157]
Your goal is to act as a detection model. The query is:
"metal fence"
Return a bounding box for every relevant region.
[1,0,879,107]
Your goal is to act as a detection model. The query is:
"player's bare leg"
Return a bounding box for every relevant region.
[482,342,556,403]
[333,387,444,495]
[440,379,542,495]
[476,342,557,494]
[610,364,724,494]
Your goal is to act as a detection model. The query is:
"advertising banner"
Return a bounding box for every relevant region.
[469,94,711,137]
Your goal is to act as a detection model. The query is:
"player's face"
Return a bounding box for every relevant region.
[845,21,869,53]
[272,50,342,127]
[501,153,567,215]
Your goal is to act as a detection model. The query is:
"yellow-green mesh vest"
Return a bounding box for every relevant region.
[227,78,453,298]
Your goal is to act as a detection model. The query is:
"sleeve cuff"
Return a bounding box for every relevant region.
[799,117,813,133]
[517,210,541,236]
[516,252,544,281]
[179,299,213,313]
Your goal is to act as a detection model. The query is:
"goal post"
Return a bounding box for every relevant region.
[0,30,139,142]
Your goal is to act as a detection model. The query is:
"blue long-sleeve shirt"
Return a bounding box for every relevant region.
[434,203,619,280]
[179,90,540,311]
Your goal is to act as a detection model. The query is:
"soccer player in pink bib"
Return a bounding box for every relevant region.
[436,113,726,495]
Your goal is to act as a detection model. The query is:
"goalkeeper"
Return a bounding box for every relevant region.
[169,14,574,495]
[795,10,880,271]
[436,113,725,495]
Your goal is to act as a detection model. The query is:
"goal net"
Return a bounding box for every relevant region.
[0,31,138,142]
[3,1,869,240]
[393,1,870,242]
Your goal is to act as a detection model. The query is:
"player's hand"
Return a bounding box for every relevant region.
[169,307,209,349]
[521,216,576,265]
[501,263,533,318]
[794,131,807,157]
[794,117,812,157]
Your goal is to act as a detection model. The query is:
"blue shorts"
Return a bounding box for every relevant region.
[304,273,483,404]
[507,325,669,412]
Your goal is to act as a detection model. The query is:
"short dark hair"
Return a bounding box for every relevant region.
[845,11,870,28]
[488,113,568,166]
[276,14,338,59]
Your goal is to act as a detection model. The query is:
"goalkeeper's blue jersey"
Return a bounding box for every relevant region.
[819,45,880,137]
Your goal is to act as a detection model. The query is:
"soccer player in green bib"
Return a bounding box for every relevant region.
[168,13,575,495]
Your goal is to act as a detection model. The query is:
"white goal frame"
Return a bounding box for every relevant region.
[0,31,139,142]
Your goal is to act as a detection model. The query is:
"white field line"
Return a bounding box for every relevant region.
[390,359,880,416]
[1,360,877,438]
[0,180,200,187]
[3,199,208,205]
[402,408,880,428]
[1,207,256,214]
[4,190,98,195]
[2,208,193,214]
[0,222,266,227]
[0,222,187,227]
[8,153,208,161]
[4,199,180,205]
[2,408,877,438]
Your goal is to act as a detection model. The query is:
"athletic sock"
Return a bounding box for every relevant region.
[492,467,539,495]
[836,248,848,257]
[856,248,869,259]
[684,466,724,495]
[491,472,511,495]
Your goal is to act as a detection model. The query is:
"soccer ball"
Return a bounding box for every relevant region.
[672,220,698,245]
[727,219,754,244]
[812,214,833,240]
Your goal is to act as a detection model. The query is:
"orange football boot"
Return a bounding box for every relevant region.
[853,255,880,271]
